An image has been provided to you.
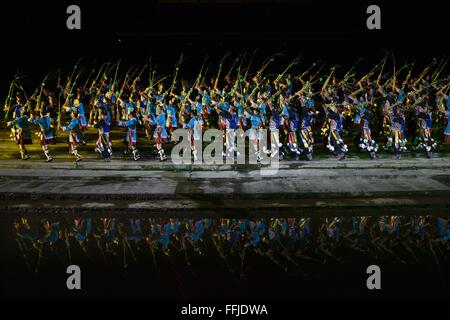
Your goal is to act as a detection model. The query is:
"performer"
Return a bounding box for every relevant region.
[4,54,450,163]
[265,99,283,160]
[152,105,168,161]
[286,104,301,160]
[439,93,450,143]
[298,94,315,160]
[7,107,32,160]
[118,112,141,161]
[119,95,137,121]
[186,112,204,161]
[278,95,299,159]
[68,99,88,145]
[60,111,82,162]
[12,94,26,119]
[165,97,178,137]
[351,96,378,159]
[29,108,55,162]
[415,103,437,158]
[325,104,348,160]
[390,107,408,160]
[93,111,113,161]
[245,107,264,162]
[215,103,238,159]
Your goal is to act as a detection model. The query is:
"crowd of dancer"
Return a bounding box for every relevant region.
[13,214,450,276]
[3,53,449,162]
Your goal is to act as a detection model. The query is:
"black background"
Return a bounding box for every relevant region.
[0,0,448,94]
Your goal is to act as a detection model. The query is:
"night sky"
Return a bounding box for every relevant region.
[0,0,448,95]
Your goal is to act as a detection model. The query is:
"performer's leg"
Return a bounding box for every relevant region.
[394,131,401,160]
[192,145,198,161]
[70,143,82,162]
[156,143,167,161]
[301,130,313,161]
[129,139,140,160]
[331,131,345,160]
[130,146,140,161]
[104,133,112,155]
[42,144,53,162]
[19,144,30,160]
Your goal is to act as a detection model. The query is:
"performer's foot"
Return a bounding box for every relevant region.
[256,152,262,162]
[46,157,53,162]
[270,149,278,158]
[158,150,167,161]
[159,152,168,161]
[306,153,313,161]
[395,154,401,160]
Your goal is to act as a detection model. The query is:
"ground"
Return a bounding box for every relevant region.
[0,154,448,215]
[0,126,449,214]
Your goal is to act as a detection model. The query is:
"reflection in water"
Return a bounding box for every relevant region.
[12,215,450,276]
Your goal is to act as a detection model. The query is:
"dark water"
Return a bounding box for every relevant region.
[1,214,449,300]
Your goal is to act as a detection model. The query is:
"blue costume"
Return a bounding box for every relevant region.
[326,106,348,158]
[30,116,54,145]
[29,115,54,161]
[118,117,138,144]
[7,114,33,159]
[415,106,437,157]
[118,116,140,160]
[62,116,82,160]
[443,95,450,143]
[354,101,378,159]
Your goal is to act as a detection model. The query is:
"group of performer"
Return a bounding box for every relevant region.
[13,214,450,275]
[3,52,449,162]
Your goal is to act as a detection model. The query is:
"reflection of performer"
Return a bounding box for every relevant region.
[12,214,450,278]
